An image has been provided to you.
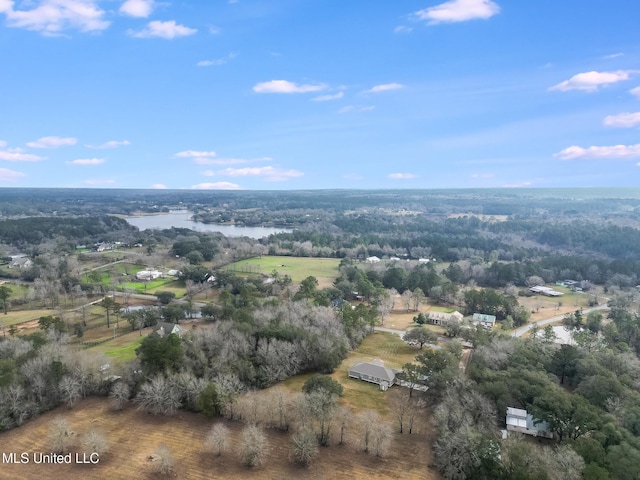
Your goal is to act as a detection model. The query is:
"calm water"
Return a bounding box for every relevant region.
[125,210,291,239]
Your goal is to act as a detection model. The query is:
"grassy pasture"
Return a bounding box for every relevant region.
[89,329,149,362]
[0,308,55,327]
[283,331,418,417]
[223,255,340,285]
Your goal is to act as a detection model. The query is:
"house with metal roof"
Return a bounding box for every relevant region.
[473,313,497,329]
[506,407,553,438]
[348,359,398,391]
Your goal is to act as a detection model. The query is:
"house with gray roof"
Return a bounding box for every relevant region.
[348,359,397,391]
[153,322,183,338]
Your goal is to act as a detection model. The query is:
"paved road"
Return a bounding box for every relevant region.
[511,303,609,337]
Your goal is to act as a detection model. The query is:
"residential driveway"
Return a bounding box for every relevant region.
[511,303,609,337]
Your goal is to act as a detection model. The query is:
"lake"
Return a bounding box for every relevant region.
[125,210,291,239]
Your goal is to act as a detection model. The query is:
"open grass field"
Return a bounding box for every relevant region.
[385,303,454,334]
[223,256,340,286]
[89,329,149,362]
[119,277,176,294]
[283,332,419,417]
[1,308,55,327]
[0,397,439,480]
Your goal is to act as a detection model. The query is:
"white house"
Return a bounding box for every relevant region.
[427,310,464,326]
[9,257,32,270]
[366,256,381,264]
[506,407,553,438]
[136,270,163,281]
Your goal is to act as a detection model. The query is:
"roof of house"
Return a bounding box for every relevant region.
[473,313,497,323]
[154,322,182,337]
[429,310,463,320]
[506,407,551,433]
[349,359,396,382]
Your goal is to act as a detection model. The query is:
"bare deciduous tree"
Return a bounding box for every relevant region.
[290,428,318,467]
[109,382,130,410]
[206,423,230,457]
[49,416,73,454]
[59,375,81,406]
[357,410,380,453]
[370,421,393,457]
[82,429,109,455]
[239,424,269,468]
[151,444,174,476]
[135,375,182,415]
[335,405,352,445]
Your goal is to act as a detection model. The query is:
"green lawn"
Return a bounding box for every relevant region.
[89,329,150,362]
[282,331,418,416]
[1,308,54,326]
[223,255,340,283]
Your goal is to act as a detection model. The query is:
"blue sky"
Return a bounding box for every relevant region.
[0,0,639,190]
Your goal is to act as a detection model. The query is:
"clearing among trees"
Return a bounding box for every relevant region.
[0,397,438,480]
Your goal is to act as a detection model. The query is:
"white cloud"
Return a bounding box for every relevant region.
[338,105,375,114]
[194,158,243,166]
[365,83,404,93]
[86,140,130,149]
[0,168,26,182]
[0,149,45,161]
[27,136,77,148]
[192,182,241,190]
[129,20,197,39]
[503,181,532,188]
[604,52,624,59]
[0,140,6,148]
[394,25,413,34]
[415,0,500,25]
[631,86,640,99]
[119,0,154,18]
[549,70,635,92]
[312,92,344,102]
[0,0,109,35]
[197,53,237,67]
[84,178,115,185]
[175,150,217,158]
[209,166,304,182]
[471,173,495,178]
[388,173,417,180]
[151,183,167,189]
[343,173,363,180]
[555,144,640,160]
[253,80,327,94]
[66,157,105,165]
[603,112,640,128]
